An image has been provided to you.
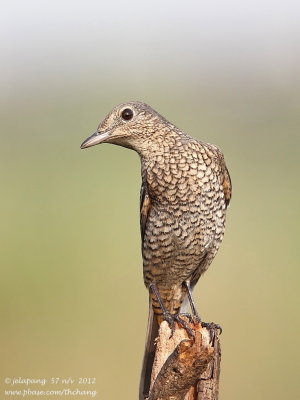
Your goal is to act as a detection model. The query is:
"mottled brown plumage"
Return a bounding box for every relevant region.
[80,101,231,399]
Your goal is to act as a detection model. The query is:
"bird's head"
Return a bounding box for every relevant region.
[80,101,176,154]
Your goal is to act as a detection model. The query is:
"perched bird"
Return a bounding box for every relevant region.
[80,101,231,399]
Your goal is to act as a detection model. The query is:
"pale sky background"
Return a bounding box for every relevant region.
[1,0,299,96]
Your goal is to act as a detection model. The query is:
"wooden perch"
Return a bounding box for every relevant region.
[146,320,221,400]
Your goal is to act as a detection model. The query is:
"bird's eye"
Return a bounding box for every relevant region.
[121,108,134,121]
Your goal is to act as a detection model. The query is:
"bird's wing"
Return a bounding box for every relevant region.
[216,149,232,207]
[140,179,151,242]
[222,164,232,207]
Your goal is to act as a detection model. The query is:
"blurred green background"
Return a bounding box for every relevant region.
[1,1,299,399]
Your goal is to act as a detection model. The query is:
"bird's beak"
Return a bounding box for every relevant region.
[80,131,110,149]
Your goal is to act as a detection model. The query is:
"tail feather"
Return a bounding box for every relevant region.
[139,301,159,400]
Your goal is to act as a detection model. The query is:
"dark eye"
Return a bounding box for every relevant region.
[121,108,134,121]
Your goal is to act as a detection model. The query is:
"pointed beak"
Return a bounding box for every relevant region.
[80,131,110,149]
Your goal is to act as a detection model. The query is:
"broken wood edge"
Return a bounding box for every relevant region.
[146,320,221,400]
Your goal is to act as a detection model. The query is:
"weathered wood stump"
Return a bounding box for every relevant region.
[146,320,221,400]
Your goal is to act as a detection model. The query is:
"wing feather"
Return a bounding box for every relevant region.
[140,179,151,242]
[223,165,232,207]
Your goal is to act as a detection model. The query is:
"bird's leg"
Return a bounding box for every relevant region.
[149,283,175,335]
[183,281,222,344]
[183,281,201,323]
[149,283,194,338]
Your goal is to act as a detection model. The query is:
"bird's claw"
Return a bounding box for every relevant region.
[162,312,195,338]
[177,312,193,323]
[162,312,176,338]
[201,322,222,344]
[191,314,201,324]
[174,314,195,338]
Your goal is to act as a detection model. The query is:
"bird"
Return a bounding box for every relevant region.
[80,101,231,399]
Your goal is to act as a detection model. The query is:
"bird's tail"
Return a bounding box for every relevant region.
[139,299,159,400]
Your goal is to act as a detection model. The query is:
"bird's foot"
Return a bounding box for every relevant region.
[177,312,193,323]
[162,312,195,338]
[174,313,195,338]
[191,313,201,324]
[178,312,201,326]
[162,311,176,337]
[201,322,222,344]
